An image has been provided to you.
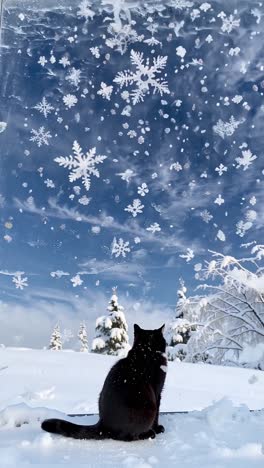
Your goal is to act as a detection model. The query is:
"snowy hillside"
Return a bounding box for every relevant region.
[1,348,264,466]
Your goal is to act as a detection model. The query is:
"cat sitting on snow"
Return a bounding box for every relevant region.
[41,324,167,441]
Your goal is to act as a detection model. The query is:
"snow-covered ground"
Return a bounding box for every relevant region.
[1,348,264,466]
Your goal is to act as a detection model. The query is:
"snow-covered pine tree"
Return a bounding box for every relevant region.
[78,322,88,352]
[166,280,197,361]
[92,287,129,356]
[49,324,62,351]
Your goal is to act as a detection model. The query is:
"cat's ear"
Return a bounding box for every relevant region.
[134,323,141,335]
[159,324,165,334]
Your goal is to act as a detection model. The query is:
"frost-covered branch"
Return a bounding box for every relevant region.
[185,247,264,367]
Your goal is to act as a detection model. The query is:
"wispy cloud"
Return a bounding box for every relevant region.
[78,258,145,283]
[0,286,174,348]
[13,197,197,252]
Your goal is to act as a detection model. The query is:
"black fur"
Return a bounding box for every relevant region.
[41,324,167,441]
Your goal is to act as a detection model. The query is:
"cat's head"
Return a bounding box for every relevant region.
[133,324,166,353]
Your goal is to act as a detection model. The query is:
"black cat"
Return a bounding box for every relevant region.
[41,323,167,441]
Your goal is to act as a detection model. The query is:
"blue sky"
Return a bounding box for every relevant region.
[0,0,264,346]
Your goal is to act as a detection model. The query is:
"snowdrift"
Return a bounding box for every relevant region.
[1,348,264,466]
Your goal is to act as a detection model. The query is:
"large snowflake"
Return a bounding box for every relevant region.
[213,116,244,139]
[235,149,257,170]
[54,141,107,191]
[30,126,52,147]
[125,198,144,217]
[66,67,81,87]
[33,97,54,118]
[114,50,170,104]
[218,12,240,34]
[111,237,131,258]
[12,273,28,290]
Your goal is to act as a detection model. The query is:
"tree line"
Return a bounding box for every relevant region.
[48,245,264,370]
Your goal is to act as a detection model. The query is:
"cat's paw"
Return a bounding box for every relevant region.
[153,424,165,434]
[139,429,156,440]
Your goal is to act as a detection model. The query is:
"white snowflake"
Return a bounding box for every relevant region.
[179,248,194,262]
[116,169,136,183]
[190,8,200,21]
[216,230,226,242]
[122,110,132,122]
[12,273,28,290]
[78,195,91,205]
[200,3,211,12]
[205,34,213,43]
[97,82,113,101]
[229,47,240,56]
[114,49,170,105]
[236,220,252,237]
[90,46,100,58]
[71,274,83,287]
[66,68,81,87]
[77,0,95,20]
[38,56,47,67]
[194,263,202,272]
[170,162,183,172]
[59,56,71,68]
[215,163,227,176]
[176,46,186,58]
[63,94,78,108]
[30,127,52,147]
[33,97,54,119]
[125,199,144,217]
[251,8,262,24]
[218,12,240,34]
[73,186,81,195]
[106,24,144,56]
[170,0,193,9]
[144,36,162,47]
[200,210,213,223]
[127,130,137,138]
[249,196,257,206]
[232,95,243,104]
[235,149,257,170]
[50,270,69,278]
[44,179,55,188]
[112,237,131,258]
[121,90,130,101]
[245,210,257,222]
[146,222,161,233]
[214,194,225,206]
[0,122,7,133]
[137,183,149,196]
[54,141,107,191]
[213,116,244,139]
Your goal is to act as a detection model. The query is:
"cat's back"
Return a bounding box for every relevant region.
[100,356,129,395]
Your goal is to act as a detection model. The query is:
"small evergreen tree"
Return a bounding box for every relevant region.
[49,324,62,351]
[92,287,129,356]
[78,322,88,352]
[166,280,197,361]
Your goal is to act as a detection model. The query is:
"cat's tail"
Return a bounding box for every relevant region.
[41,418,108,440]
